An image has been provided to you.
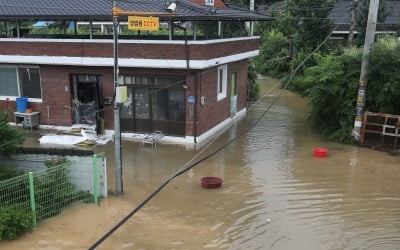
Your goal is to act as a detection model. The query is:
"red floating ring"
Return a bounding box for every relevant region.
[313,148,328,157]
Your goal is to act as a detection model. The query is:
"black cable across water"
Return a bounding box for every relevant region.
[87,27,337,250]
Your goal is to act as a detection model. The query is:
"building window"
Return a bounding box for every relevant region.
[0,66,42,100]
[205,0,214,6]
[217,65,227,101]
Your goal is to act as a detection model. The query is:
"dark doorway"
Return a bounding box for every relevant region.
[70,74,103,134]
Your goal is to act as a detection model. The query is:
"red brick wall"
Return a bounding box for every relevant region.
[185,59,249,137]
[0,65,115,127]
[0,60,249,136]
[0,38,259,60]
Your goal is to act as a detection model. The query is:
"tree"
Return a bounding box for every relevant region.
[367,35,400,115]
[254,29,290,78]
[0,111,25,157]
[286,0,335,51]
[303,49,362,142]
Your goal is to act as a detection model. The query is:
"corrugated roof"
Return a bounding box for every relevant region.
[0,0,271,21]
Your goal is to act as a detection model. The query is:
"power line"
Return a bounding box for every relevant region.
[87,26,337,250]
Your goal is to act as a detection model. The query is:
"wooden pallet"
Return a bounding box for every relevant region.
[361,112,400,151]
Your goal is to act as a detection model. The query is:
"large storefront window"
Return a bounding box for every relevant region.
[0,66,42,99]
[120,75,186,136]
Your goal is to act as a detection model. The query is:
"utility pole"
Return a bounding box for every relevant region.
[250,0,254,36]
[110,2,176,194]
[113,0,123,194]
[348,0,358,47]
[353,0,380,140]
[245,0,255,35]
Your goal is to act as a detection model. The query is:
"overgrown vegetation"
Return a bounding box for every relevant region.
[0,207,32,241]
[248,63,260,101]
[300,36,400,142]
[254,29,290,78]
[366,36,400,114]
[0,110,25,157]
[0,157,92,240]
[0,164,22,181]
[301,49,362,142]
[36,157,92,220]
[254,0,400,143]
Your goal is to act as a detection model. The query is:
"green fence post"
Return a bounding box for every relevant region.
[93,154,99,204]
[28,172,37,228]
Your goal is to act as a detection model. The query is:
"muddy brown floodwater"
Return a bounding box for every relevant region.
[1,77,399,250]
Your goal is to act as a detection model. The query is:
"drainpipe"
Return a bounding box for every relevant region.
[174,24,195,142]
[218,21,223,38]
[194,74,198,143]
[169,21,173,40]
[16,20,20,38]
[89,20,93,39]
[193,22,197,41]
[74,20,78,35]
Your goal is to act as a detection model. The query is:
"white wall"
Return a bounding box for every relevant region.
[0,153,107,197]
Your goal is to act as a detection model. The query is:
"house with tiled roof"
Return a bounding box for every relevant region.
[0,0,271,143]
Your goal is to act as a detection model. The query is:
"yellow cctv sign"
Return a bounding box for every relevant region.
[128,16,159,31]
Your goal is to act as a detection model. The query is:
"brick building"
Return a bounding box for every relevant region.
[0,0,270,143]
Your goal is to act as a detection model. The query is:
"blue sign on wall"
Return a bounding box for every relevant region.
[188,96,195,103]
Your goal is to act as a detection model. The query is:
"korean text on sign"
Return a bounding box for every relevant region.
[128,16,159,31]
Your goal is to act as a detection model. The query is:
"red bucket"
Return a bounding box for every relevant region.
[201,176,223,188]
[313,148,328,157]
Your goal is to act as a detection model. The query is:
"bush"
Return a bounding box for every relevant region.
[247,62,259,101]
[303,48,362,142]
[0,164,21,181]
[254,29,290,79]
[0,111,25,157]
[0,207,32,240]
[367,36,400,115]
[34,157,92,220]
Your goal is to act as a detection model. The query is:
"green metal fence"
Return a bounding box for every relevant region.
[0,154,102,228]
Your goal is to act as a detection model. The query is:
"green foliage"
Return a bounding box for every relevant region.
[35,158,92,220]
[303,48,362,142]
[254,29,290,78]
[367,36,400,115]
[248,62,260,101]
[0,207,32,240]
[0,110,25,157]
[0,164,21,181]
[44,157,70,168]
[284,49,320,94]
[286,0,335,50]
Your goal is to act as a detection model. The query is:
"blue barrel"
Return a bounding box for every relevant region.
[16,97,28,113]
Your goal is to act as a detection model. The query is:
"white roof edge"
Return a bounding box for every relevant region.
[0,36,260,45]
[0,50,259,69]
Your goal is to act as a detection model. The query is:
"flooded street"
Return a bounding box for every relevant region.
[1,77,399,250]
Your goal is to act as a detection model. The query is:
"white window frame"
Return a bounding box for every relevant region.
[217,64,227,101]
[0,65,42,102]
[205,0,214,6]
